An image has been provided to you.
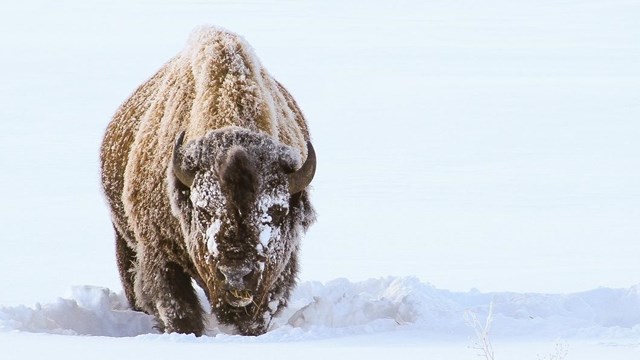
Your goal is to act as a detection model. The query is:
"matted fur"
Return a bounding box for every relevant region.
[100,26,315,336]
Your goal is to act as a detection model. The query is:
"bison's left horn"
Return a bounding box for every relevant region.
[288,141,316,194]
[173,130,196,188]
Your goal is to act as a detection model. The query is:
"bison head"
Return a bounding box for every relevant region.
[169,128,315,313]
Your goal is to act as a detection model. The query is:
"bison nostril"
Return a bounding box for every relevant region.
[217,264,253,291]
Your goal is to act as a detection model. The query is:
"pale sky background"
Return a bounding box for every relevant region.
[0,0,639,305]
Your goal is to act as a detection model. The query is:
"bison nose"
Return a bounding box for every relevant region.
[217,264,252,290]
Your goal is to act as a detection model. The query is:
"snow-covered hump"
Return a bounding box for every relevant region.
[180,26,279,141]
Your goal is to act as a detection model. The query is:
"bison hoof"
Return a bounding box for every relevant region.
[225,289,253,307]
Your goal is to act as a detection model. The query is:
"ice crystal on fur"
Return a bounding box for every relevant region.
[205,219,221,256]
[100,26,316,336]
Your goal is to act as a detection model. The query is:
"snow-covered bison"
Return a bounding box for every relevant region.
[100,27,316,336]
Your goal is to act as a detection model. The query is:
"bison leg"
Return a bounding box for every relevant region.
[135,255,205,336]
[114,225,141,312]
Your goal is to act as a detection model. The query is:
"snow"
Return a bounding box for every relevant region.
[2,278,640,358]
[257,192,288,249]
[205,218,222,256]
[6,277,640,338]
[1,0,640,357]
[259,226,272,247]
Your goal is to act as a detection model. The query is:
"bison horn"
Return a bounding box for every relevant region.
[173,130,196,188]
[288,141,316,194]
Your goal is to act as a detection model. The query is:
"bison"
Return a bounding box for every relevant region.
[100,26,316,336]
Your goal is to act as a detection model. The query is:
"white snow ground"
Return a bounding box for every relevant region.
[2,277,640,358]
[1,0,640,358]
[3,277,640,340]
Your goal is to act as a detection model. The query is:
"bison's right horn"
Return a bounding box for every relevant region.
[173,130,196,188]
[288,141,316,194]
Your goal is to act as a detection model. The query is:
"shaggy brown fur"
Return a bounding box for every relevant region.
[220,147,258,212]
[100,26,315,336]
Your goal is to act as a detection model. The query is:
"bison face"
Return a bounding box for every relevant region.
[170,129,315,309]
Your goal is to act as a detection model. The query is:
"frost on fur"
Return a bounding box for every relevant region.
[100,26,315,336]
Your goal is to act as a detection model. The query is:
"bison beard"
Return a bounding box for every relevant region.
[100,27,316,336]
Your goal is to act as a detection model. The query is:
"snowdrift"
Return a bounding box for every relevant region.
[2,277,640,340]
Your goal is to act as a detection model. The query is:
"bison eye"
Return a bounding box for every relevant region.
[267,205,288,225]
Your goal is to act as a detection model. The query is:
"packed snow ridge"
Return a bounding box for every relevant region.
[2,277,640,340]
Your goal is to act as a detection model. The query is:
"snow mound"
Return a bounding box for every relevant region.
[0,286,153,337]
[2,277,640,339]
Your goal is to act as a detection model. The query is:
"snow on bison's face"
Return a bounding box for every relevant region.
[171,129,315,309]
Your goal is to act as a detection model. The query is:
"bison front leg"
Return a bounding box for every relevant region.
[113,225,140,312]
[135,256,205,336]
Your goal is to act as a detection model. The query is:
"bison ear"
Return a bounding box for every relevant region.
[173,130,197,188]
[288,141,316,194]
